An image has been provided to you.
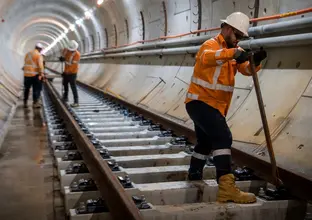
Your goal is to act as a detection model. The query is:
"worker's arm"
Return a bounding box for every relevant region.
[38,55,44,74]
[199,40,239,67]
[59,49,67,62]
[72,52,81,64]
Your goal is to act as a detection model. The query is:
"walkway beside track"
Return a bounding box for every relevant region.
[0,99,65,220]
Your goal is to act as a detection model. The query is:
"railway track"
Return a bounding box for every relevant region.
[42,70,310,220]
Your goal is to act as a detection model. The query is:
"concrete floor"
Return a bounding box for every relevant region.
[0,101,65,220]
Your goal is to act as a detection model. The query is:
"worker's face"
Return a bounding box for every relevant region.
[224,26,244,48]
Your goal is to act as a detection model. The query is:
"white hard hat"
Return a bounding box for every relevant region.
[67,40,79,51]
[221,12,250,37]
[36,43,44,49]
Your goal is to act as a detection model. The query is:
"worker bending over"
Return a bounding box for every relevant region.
[59,40,81,107]
[185,12,267,203]
[23,43,45,108]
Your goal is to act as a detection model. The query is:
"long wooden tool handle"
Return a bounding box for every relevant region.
[248,55,281,187]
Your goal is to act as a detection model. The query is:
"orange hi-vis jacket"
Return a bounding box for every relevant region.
[23,49,44,77]
[63,49,81,74]
[185,33,261,117]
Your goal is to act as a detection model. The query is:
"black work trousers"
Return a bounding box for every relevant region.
[24,75,41,103]
[185,100,232,181]
[62,74,78,103]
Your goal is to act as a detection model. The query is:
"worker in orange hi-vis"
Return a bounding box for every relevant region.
[185,12,267,203]
[23,43,45,108]
[59,40,81,107]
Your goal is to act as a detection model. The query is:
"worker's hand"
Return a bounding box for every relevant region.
[234,49,249,64]
[38,73,44,81]
[253,50,267,66]
[59,56,65,62]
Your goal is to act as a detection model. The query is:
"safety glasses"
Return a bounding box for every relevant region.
[232,28,245,40]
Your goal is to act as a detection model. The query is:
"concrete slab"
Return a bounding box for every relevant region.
[108,144,186,156]
[86,121,139,128]
[100,136,173,147]
[122,165,215,183]
[78,114,123,119]
[69,199,306,220]
[69,204,157,220]
[113,152,191,168]
[75,110,117,114]
[90,125,148,133]
[94,130,162,140]
[74,107,112,111]
[80,117,126,123]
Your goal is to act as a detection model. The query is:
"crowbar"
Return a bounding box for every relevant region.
[248,53,283,188]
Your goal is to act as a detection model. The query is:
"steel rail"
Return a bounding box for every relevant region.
[46,66,312,201]
[44,80,144,220]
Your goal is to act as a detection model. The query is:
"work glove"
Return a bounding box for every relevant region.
[253,50,267,66]
[59,56,65,62]
[234,49,249,64]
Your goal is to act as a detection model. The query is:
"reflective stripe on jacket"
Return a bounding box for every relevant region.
[23,49,44,77]
[63,49,81,74]
[185,34,261,117]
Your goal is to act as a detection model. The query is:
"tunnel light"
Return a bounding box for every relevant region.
[97,0,104,5]
[64,28,69,34]
[85,10,92,19]
[56,36,63,42]
[69,24,75,31]
[75,18,83,26]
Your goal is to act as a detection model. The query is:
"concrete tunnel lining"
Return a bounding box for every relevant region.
[0,0,312,194]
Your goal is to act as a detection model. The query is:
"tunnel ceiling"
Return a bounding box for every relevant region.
[1,0,311,56]
[1,0,104,55]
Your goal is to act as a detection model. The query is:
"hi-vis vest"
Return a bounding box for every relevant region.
[63,49,81,74]
[23,49,44,77]
[185,34,260,117]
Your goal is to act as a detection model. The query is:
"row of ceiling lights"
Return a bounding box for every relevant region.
[42,0,105,55]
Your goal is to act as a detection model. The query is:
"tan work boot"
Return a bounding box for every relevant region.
[217,174,256,203]
[70,103,79,108]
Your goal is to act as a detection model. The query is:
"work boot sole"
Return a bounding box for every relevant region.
[217,197,257,204]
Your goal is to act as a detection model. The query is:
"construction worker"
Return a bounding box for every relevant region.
[185,12,267,203]
[23,43,44,108]
[59,40,80,107]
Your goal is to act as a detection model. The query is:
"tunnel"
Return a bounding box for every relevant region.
[0,0,312,219]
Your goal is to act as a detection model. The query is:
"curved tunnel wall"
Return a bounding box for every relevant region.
[1,0,312,181]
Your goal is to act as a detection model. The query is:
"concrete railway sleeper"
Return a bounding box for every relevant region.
[42,77,310,220]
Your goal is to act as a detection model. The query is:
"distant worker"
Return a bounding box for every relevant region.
[23,43,45,108]
[185,12,267,203]
[59,40,81,107]
[37,54,46,101]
